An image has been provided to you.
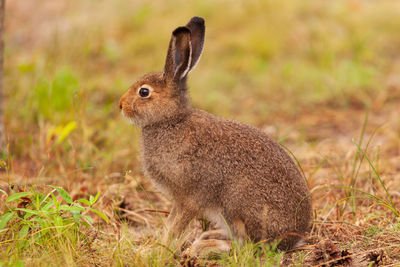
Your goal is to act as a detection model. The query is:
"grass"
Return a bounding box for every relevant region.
[2,0,400,265]
[0,186,107,266]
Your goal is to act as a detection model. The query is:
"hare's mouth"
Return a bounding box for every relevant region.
[120,109,137,125]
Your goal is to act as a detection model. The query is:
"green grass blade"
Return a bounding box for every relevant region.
[353,141,399,217]
[6,192,33,203]
[59,205,85,212]
[89,208,109,223]
[18,225,30,239]
[0,188,8,196]
[77,198,91,206]
[0,212,15,230]
[351,110,368,182]
[15,208,41,215]
[91,191,101,205]
[49,186,73,204]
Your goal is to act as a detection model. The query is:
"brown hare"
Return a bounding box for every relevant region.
[119,16,312,255]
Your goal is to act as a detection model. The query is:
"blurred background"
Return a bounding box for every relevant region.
[2,0,400,265]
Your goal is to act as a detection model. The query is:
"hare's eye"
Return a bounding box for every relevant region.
[138,87,151,98]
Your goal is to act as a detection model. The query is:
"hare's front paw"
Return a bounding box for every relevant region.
[162,206,197,245]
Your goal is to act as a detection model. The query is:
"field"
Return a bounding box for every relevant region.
[1,0,400,266]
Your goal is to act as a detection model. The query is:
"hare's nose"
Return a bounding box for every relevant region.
[118,99,123,110]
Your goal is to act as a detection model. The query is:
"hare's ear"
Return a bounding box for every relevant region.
[185,16,205,71]
[163,27,192,83]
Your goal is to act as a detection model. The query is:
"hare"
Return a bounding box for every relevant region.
[119,17,312,254]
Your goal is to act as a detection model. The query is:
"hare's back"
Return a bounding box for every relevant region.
[186,110,308,198]
[189,110,297,175]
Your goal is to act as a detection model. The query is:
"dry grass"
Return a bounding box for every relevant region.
[1,0,400,266]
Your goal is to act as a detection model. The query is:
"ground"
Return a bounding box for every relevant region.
[1,0,400,266]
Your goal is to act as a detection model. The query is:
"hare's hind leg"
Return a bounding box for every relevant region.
[189,228,231,256]
[198,229,230,240]
[189,239,232,257]
[188,211,236,256]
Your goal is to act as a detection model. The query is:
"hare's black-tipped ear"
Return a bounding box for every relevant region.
[163,27,192,83]
[185,16,205,71]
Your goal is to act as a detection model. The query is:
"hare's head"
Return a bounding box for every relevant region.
[119,17,205,127]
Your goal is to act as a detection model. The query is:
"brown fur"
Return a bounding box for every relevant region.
[119,17,312,251]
